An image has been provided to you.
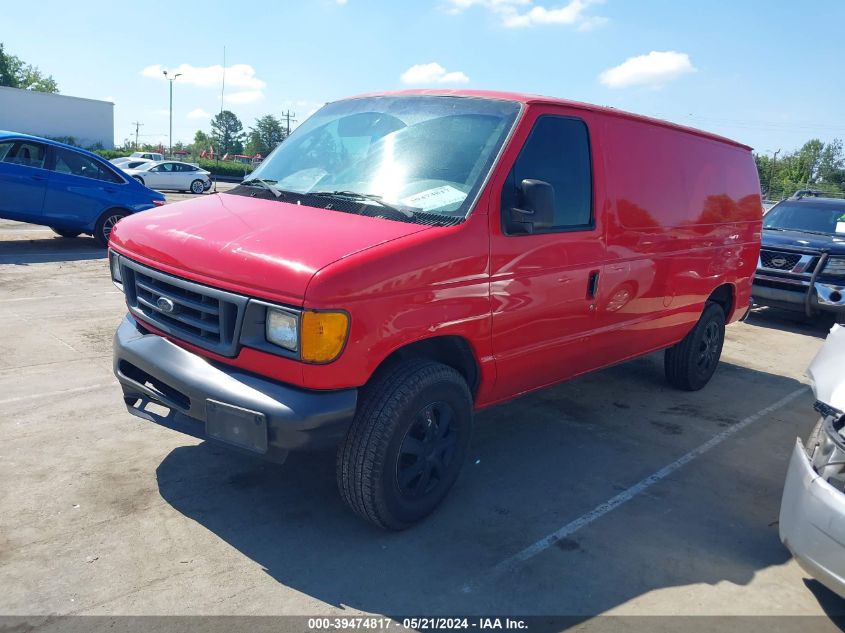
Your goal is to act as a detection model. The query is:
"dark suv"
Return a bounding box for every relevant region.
[753,191,845,321]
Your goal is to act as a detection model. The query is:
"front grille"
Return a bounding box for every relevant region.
[760,249,801,271]
[119,258,248,357]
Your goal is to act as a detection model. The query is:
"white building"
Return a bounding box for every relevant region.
[0,86,114,149]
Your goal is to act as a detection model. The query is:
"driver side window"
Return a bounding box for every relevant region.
[502,115,593,234]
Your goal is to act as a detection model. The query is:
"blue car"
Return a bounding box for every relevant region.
[0,131,166,246]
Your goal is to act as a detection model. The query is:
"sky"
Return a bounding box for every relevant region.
[3,0,844,155]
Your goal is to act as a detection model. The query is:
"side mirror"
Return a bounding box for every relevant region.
[511,179,555,233]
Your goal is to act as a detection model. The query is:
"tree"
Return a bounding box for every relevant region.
[755,138,845,199]
[0,43,59,93]
[191,130,212,156]
[210,111,245,155]
[245,114,287,157]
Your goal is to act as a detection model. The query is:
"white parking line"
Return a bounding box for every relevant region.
[0,383,112,407]
[461,386,809,593]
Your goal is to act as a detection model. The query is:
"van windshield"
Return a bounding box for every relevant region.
[764,202,845,235]
[245,95,520,223]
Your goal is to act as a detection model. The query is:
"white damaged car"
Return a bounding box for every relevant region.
[780,324,845,597]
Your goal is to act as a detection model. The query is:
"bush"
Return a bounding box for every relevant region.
[94,149,129,160]
[197,158,255,178]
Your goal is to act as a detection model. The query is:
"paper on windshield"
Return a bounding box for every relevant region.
[401,185,467,211]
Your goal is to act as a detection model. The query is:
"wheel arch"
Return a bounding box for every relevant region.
[373,335,481,399]
[707,282,735,319]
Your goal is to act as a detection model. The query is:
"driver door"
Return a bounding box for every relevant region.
[146,163,177,190]
[489,107,607,400]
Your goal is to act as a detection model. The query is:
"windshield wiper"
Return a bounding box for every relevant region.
[242,178,284,198]
[310,191,415,219]
[765,226,833,236]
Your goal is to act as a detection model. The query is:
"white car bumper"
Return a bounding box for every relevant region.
[780,438,845,598]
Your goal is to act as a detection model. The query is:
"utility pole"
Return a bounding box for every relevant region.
[162,70,182,157]
[131,121,144,149]
[281,110,297,137]
[767,149,781,199]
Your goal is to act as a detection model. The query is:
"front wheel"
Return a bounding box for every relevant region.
[336,359,473,530]
[190,179,204,194]
[94,210,128,247]
[664,302,726,391]
[50,227,81,238]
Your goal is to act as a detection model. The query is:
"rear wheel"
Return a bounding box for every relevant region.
[50,227,81,238]
[336,359,473,530]
[664,302,726,391]
[190,179,204,194]
[94,210,128,247]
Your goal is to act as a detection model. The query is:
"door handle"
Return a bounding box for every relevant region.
[587,271,600,299]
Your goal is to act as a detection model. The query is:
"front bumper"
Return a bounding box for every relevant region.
[113,315,357,461]
[780,437,845,598]
[752,278,845,316]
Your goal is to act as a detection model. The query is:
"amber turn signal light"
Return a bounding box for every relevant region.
[300,311,349,363]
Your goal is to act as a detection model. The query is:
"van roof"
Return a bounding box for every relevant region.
[342,89,753,151]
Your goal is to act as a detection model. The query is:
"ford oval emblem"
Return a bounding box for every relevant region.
[156,297,176,313]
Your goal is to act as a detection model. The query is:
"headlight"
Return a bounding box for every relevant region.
[262,306,349,362]
[109,251,123,290]
[266,308,299,352]
[824,257,845,276]
[301,311,349,363]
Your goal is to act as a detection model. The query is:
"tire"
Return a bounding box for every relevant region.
[664,302,726,391]
[190,179,204,194]
[133,176,144,186]
[50,227,81,238]
[94,210,128,247]
[337,359,473,530]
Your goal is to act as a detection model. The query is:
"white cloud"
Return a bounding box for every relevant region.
[599,51,696,89]
[141,63,265,90]
[400,62,469,85]
[224,90,264,105]
[336,0,348,4]
[447,0,606,29]
[187,108,210,120]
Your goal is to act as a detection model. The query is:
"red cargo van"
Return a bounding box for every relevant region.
[109,90,762,529]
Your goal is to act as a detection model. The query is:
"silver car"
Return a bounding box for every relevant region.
[780,324,845,597]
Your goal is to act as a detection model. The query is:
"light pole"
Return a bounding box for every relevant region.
[162,70,182,157]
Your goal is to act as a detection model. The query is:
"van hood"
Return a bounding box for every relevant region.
[110,192,431,304]
[762,228,845,255]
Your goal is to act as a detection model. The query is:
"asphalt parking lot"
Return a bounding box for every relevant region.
[1,188,843,621]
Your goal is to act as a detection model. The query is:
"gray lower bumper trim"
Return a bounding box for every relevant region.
[113,315,357,455]
[752,281,845,315]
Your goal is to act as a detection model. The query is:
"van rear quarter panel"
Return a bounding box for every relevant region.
[596,114,762,359]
